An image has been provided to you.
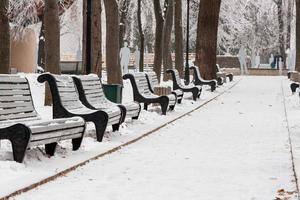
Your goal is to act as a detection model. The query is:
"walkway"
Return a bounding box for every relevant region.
[16,77,297,200]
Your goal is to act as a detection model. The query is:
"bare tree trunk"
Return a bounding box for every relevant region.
[103,0,122,84]
[119,0,130,49]
[82,0,87,74]
[44,0,61,106]
[195,0,221,80]
[0,0,10,74]
[174,0,184,78]
[153,0,164,82]
[276,0,286,68]
[91,0,102,76]
[163,0,174,81]
[286,0,293,50]
[37,17,45,69]
[137,0,144,72]
[296,0,300,71]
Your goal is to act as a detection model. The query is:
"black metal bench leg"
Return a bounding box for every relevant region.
[178,98,182,104]
[144,103,148,110]
[112,124,120,132]
[72,137,83,151]
[192,88,199,101]
[217,77,223,85]
[45,142,57,156]
[5,124,31,163]
[291,83,300,93]
[93,121,107,142]
[211,82,216,92]
[160,97,169,115]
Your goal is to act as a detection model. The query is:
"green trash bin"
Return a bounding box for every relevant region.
[102,84,123,103]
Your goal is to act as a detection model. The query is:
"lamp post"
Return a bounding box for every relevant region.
[184,0,190,85]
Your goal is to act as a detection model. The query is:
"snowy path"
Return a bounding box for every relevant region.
[15,77,297,200]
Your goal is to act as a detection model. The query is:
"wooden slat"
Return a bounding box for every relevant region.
[84,89,102,95]
[30,127,84,141]
[0,112,37,121]
[0,84,29,90]
[78,76,99,81]
[0,77,27,83]
[83,84,103,90]
[29,133,83,147]
[0,96,31,101]
[0,90,30,96]
[81,80,100,86]
[30,121,84,134]
[0,102,32,108]
[0,107,34,115]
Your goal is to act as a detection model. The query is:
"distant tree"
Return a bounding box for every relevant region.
[91,0,102,75]
[153,0,164,82]
[119,0,131,49]
[0,0,10,74]
[44,0,61,105]
[137,0,145,72]
[174,0,184,78]
[163,0,174,81]
[296,0,300,71]
[195,0,221,80]
[103,0,122,84]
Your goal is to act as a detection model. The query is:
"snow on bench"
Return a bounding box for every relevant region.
[38,73,110,142]
[72,74,141,121]
[145,71,183,104]
[123,72,176,115]
[190,66,217,92]
[0,74,85,163]
[166,69,202,101]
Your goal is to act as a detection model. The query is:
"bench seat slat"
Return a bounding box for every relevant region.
[0,112,37,121]
[0,107,34,115]
[30,127,84,141]
[0,84,29,90]
[0,102,32,108]
[29,133,83,147]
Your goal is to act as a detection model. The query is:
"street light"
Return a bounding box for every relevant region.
[184,0,190,85]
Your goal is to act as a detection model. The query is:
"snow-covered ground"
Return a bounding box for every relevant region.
[6,76,299,200]
[0,73,237,198]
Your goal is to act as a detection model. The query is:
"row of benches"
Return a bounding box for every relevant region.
[0,67,233,163]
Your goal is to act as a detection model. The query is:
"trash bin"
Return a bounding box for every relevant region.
[102,84,123,103]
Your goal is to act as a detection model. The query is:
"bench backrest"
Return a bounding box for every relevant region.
[53,75,86,111]
[132,72,152,96]
[173,69,183,86]
[145,71,159,91]
[76,75,110,106]
[0,75,38,123]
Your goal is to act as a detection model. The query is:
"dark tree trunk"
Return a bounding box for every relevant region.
[163,0,174,81]
[174,0,184,78]
[0,0,10,74]
[103,0,122,84]
[153,0,164,83]
[137,0,144,72]
[82,0,87,74]
[296,0,300,71]
[195,0,221,80]
[276,0,286,68]
[44,0,61,106]
[119,0,130,49]
[91,0,102,76]
[37,17,45,69]
[286,0,293,50]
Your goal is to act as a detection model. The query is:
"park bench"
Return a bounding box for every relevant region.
[38,73,110,142]
[0,74,86,163]
[72,74,141,121]
[190,66,217,92]
[145,71,183,104]
[123,72,176,115]
[166,69,201,101]
[216,64,233,83]
[289,71,300,93]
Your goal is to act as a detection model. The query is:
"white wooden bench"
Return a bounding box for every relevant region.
[145,71,183,104]
[72,74,141,121]
[38,73,110,142]
[123,72,176,115]
[0,74,86,163]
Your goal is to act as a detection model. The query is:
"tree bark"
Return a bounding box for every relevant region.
[0,0,10,74]
[174,0,184,78]
[137,0,144,72]
[37,17,45,69]
[153,0,164,83]
[82,0,87,74]
[103,0,122,84]
[296,0,300,71]
[195,0,221,80]
[163,0,174,81]
[91,0,102,76]
[276,0,286,68]
[119,0,130,49]
[44,0,61,106]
